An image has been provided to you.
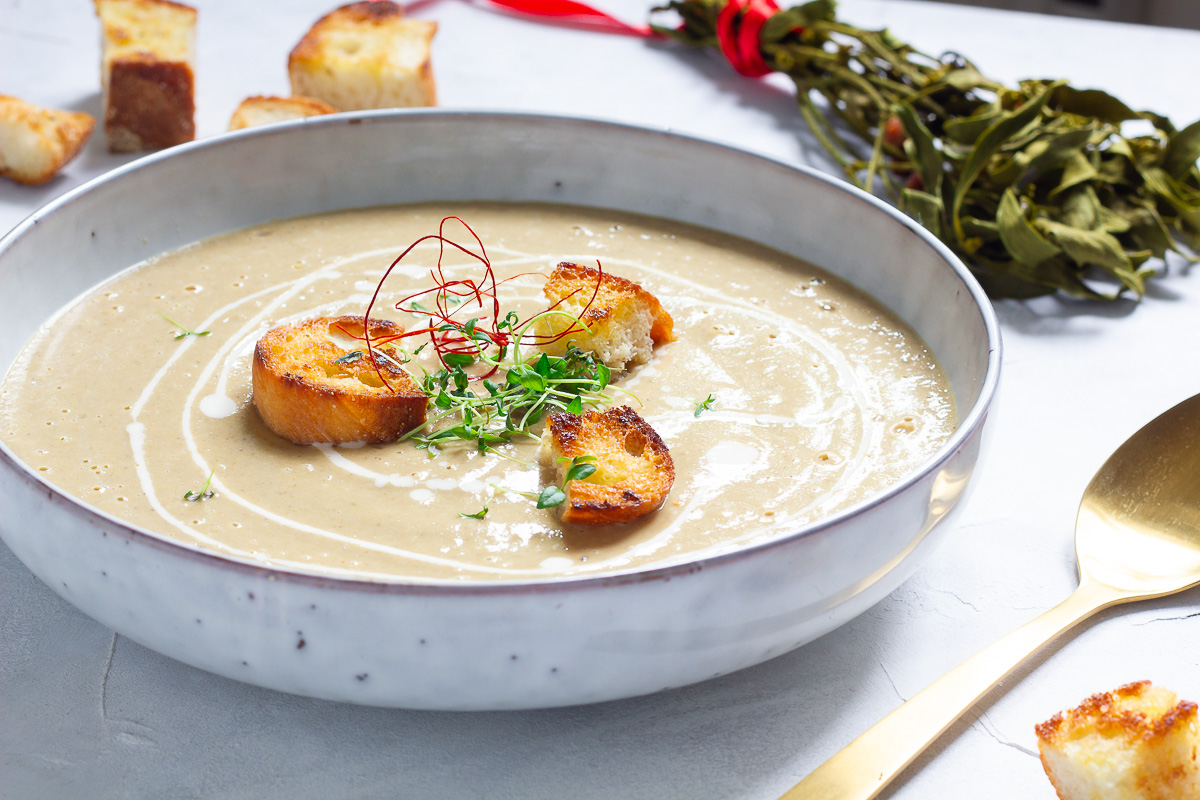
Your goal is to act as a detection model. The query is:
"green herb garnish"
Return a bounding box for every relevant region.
[502,454,598,510]
[160,312,211,339]
[536,485,568,509]
[694,394,716,417]
[332,350,364,365]
[398,311,629,455]
[536,455,599,508]
[460,502,490,519]
[183,466,217,502]
[655,0,1200,301]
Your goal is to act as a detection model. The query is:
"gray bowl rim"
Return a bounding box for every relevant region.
[0,108,1002,596]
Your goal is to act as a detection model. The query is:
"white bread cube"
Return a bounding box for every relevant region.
[0,96,95,186]
[288,1,437,111]
[534,262,675,370]
[94,0,197,152]
[228,95,339,131]
[1036,680,1200,800]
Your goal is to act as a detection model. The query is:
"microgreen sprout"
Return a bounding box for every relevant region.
[396,313,629,455]
[500,454,599,510]
[357,217,637,516]
[183,465,218,502]
[159,312,211,340]
[694,394,716,417]
[460,501,490,519]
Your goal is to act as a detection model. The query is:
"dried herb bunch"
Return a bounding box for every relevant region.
[654,0,1200,300]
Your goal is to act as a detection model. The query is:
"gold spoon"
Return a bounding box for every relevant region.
[781,393,1200,800]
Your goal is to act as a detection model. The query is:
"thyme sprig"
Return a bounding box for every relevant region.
[655,0,1200,301]
[695,394,717,417]
[159,312,211,339]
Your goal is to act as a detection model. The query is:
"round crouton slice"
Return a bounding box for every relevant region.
[534,262,674,369]
[252,316,426,444]
[540,406,674,525]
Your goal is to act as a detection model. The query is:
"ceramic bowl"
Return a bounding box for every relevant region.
[0,111,999,710]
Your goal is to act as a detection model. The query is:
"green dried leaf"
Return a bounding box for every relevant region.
[1034,219,1145,294]
[895,103,943,198]
[1055,184,1103,231]
[1048,85,1141,123]
[1018,127,1094,189]
[900,188,944,238]
[1124,205,1178,259]
[940,65,1002,93]
[1156,120,1200,179]
[1048,151,1100,199]
[943,104,1003,146]
[1097,205,1131,235]
[952,82,1063,245]
[997,189,1061,267]
[658,0,1200,302]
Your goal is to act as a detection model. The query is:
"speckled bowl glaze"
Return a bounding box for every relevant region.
[0,112,1000,710]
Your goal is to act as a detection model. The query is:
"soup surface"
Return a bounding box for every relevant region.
[0,203,955,581]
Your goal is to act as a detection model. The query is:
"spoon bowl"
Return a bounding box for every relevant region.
[1077,393,1200,596]
[783,393,1200,800]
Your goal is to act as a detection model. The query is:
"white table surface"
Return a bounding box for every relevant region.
[3,1,1200,797]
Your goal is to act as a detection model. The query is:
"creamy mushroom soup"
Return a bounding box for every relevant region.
[0,203,955,581]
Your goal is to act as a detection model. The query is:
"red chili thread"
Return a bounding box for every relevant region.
[357,217,606,393]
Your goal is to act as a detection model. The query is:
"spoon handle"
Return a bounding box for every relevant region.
[778,579,1125,800]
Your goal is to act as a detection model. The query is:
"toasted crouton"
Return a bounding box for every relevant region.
[1036,680,1200,800]
[94,0,197,152]
[0,96,94,185]
[228,95,339,131]
[288,1,437,111]
[534,262,675,370]
[252,316,427,444]
[539,406,674,525]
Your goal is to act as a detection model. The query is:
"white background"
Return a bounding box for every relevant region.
[2,0,1200,797]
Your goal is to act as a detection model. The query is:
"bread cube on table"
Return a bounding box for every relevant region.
[228,95,339,131]
[94,0,196,152]
[1036,680,1200,800]
[0,96,94,186]
[288,1,437,111]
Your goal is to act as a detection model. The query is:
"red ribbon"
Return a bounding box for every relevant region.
[486,0,657,35]
[404,0,785,76]
[715,0,780,77]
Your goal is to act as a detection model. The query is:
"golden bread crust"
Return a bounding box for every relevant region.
[288,1,437,111]
[0,96,95,185]
[541,406,674,525]
[252,316,427,445]
[1036,680,1200,800]
[228,95,339,131]
[95,0,197,152]
[535,262,674,369]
